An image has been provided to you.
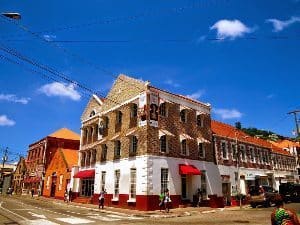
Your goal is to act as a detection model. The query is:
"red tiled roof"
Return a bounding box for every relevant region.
[48,128,80,140]
[211,120,292,156]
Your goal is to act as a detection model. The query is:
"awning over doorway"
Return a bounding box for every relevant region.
[179,164,202,175]
[73,169,95,178]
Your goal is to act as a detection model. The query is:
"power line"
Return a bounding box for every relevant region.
[0,15,146,95]
[0,1,228,39]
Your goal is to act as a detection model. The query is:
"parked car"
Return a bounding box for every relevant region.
[249,185,279,208]
[279,183,300,203]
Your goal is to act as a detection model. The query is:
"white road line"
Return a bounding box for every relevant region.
[88,215,120,221]
[55,217,94,224]
[20,219,59,225]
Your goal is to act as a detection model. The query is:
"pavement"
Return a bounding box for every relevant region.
[20,194,248,218]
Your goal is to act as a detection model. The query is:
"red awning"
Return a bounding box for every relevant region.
[73,169,95,178]
[179,164,202,175]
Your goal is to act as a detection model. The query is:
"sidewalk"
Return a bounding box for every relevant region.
[16,194,247,218]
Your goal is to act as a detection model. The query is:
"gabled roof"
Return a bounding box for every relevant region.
[61,149,78,169]
[48,128,80,141]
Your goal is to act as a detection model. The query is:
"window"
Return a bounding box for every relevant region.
[196,115,204,127]
[131,104,138,118]
[116,111,122,124]
[201,171,207,199]
[130,168,136,199]
[101,144,107,160]
[130,136,138,153]
[240,145,246,161]
[90,110,96,117]
[249,147,255,162]
[198,143,205,158]
[80,152,86,167]
[101,171,106,191]
[114,140,121,157]
[161,168,168,193]
[221,141,228,159]
[114,170,120,198]
[159,103,167,117]
[180,109,187,123]
[160,135,167,153]
[181,139,188,155]
[86,151,91,166]
[231,143,237,160]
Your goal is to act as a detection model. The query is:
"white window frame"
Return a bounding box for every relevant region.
[160,135,168,153]
[129,168,136,200]
[221,140,228,159]
[101,171,106,191]
[181,139,189,156]
[161,168,169,193]
[130,136,138,153]
[198,142,205,159]
[159,102,168,117]
[114,170,120,199]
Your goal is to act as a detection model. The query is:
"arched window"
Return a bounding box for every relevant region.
[90,110,96,117]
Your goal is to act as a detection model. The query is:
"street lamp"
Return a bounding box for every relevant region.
[1,12,21,20]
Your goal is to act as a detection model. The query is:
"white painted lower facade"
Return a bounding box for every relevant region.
[92,155,222,198]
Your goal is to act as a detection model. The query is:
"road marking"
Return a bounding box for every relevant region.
[0,201,29,221]
[28,211,47,219]
[88,215,120,221]
[20,219,59,225]
[56,217,94,224]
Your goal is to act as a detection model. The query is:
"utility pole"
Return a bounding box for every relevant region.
[1,147,8,168]
[288,110,300,137]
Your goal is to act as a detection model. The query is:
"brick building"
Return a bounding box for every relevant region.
[43,149,78,200]
[212,120,297,205]
[12,157,27,194]
[72,74,222,210]
[25,128,80,195]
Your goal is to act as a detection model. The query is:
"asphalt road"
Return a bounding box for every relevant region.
[0,195,299,225]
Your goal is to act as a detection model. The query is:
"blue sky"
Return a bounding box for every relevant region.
[1,0,300,161]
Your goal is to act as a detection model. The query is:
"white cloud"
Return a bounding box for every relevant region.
[186,90,205,100]
[213,108,242,119]
[164,79,180,88]
[0,94,30,104]
[39,82,81,101]
[266,16,300,32]
[42,34,57,41]
[0,115,15,126]
[210,19,253,40]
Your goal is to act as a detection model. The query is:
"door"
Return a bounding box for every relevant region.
[50,176,57,197]
[222,183,231,206]
[181,175,187,199]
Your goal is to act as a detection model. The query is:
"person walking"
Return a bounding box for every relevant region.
[31,188,34,198]
[159,191,165,211]
[196,188,203,207]
[68,188,72,202]
[164,189,170,213]
[98,188,106,209]
[271,195,300,225]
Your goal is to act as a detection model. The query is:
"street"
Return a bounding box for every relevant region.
[0,195,299,225]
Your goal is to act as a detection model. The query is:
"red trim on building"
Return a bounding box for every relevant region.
[73,169,95,178]
[179,164,202,175]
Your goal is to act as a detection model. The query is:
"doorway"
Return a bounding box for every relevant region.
[181,175,187,199]
[50,175,57,197]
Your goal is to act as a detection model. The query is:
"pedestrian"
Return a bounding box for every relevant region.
[271,195,300,225]
[196,188,202,207]
[98,188,106,209]
[31,188,34,198]
[159,191,165,211]
[164,189,170,213]
[64,189,68,202]
[68,188,72,202]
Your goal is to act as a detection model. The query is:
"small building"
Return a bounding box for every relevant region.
[12,157,27,194]
[43,149,78,200]
[211,120,297,205]
[24,128,80,196]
